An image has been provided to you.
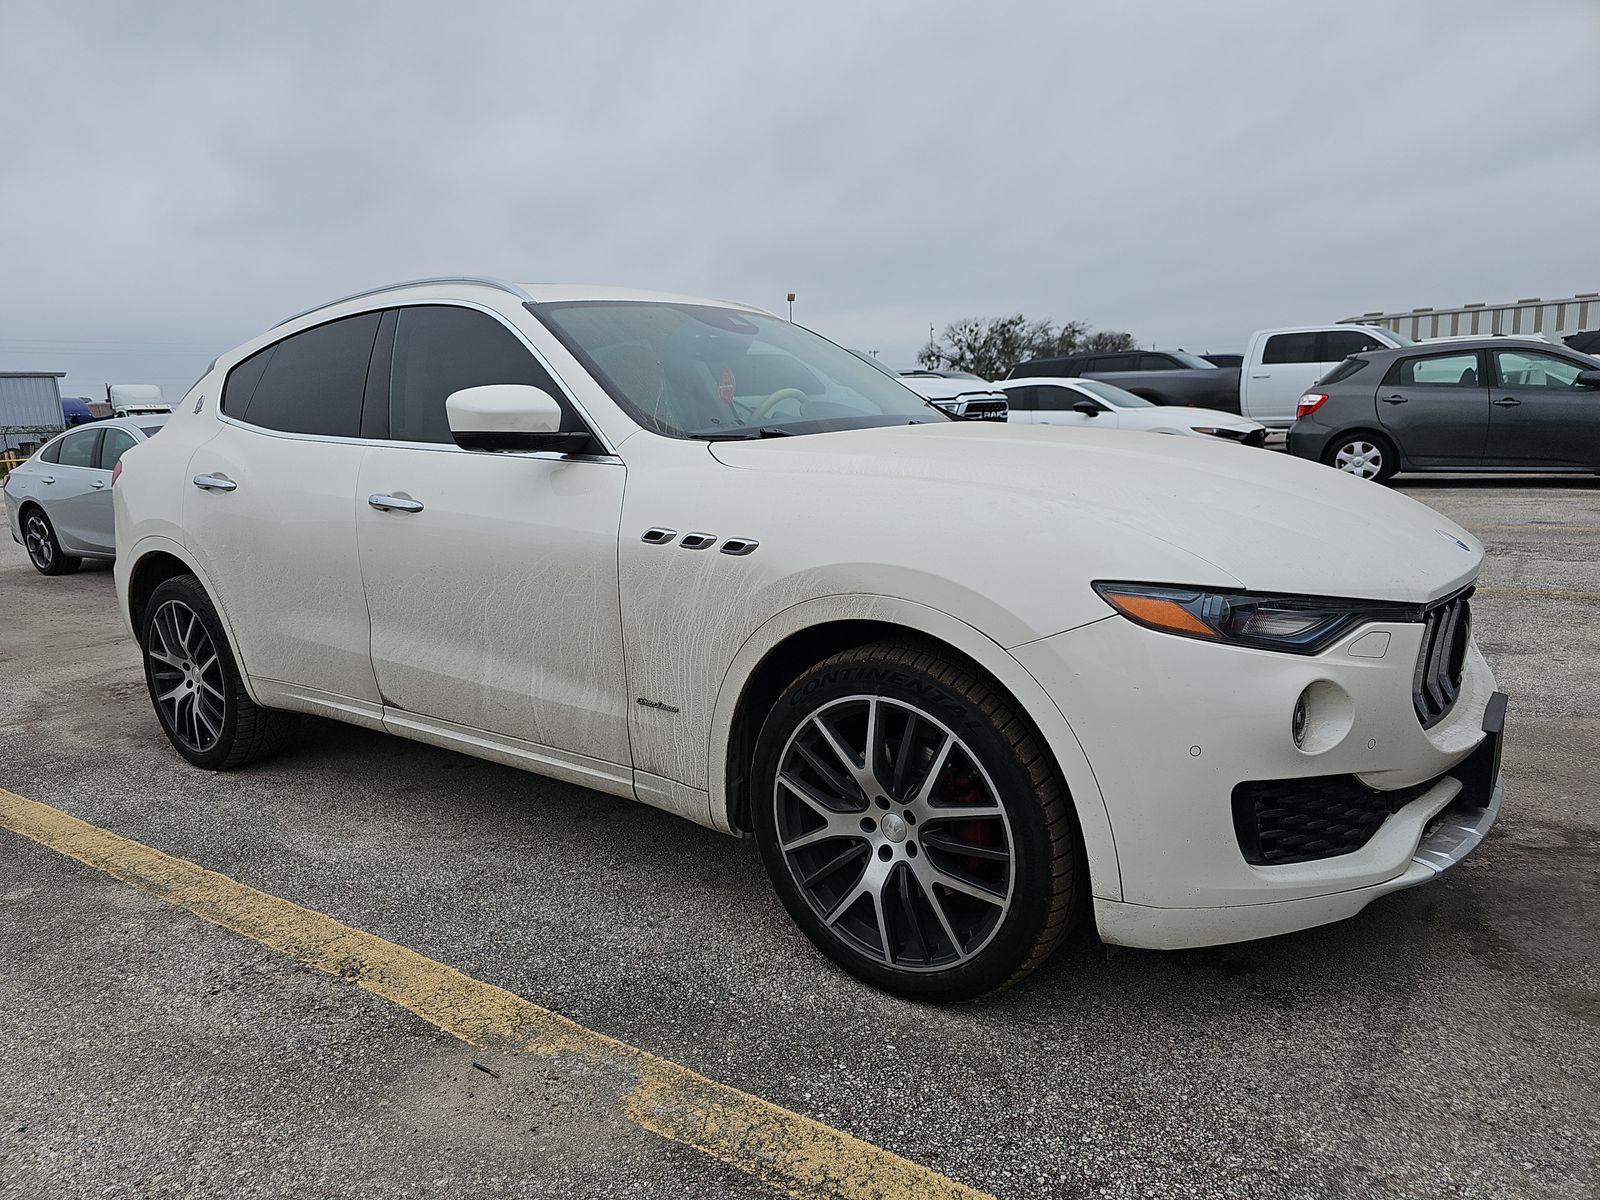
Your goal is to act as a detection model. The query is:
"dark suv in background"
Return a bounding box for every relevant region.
[1289,337,1600,481]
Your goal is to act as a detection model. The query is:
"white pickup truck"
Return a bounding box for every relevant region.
[1008,324,1413,431]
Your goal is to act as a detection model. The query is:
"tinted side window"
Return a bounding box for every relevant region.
[38,439,62,464]
[1323,330,1388,359]
[1390,352,1481,387]
[1037,386,1086,411]
[232,312,382,437]
[1001,386,1035,411]
[1138,354,1175,371]
[387,306,569,444]
[1316,358,1369,387]
[221,346,271,420]
[1263,333,1320,364]
[99,427,138,471]
[1093,356,1138,373]
[58,428,102,468]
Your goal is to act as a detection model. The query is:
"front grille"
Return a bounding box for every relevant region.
[1413,591,1472,728]
[957,399,1008,421]
[1232,774,1437,865]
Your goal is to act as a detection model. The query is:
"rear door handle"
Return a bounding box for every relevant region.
[41,475,55,484]
[91,480,106,489]
[1250,374,1270,379]
[1381,395,1408,404]
[368,493,424,513]
[1492,397,1522,407]
[192,473,237,492]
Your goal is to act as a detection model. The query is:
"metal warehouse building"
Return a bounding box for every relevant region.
[0,371,66,454]
[1343,292,1599,343]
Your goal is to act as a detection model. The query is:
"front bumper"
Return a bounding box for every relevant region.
[1013,610,1503,948]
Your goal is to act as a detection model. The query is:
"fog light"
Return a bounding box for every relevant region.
[1292,692,1309,747]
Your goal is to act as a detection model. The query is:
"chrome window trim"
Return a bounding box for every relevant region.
[218,297,619,459]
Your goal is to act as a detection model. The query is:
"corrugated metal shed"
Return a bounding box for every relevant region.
[0,372,67,453]
[1342,293,1600,343]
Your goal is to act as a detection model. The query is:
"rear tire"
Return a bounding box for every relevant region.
[140,574,297,769]
[21,507,82,576]
[751,640,1082,1000]
[1324,432,1398,483]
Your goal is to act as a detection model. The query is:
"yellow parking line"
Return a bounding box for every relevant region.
[0,787,991,1200]
[1475,585,1600,601]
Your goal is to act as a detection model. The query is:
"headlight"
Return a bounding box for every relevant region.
[1092,582,1417,654]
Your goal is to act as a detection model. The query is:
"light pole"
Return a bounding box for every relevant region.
[786,292,796,322]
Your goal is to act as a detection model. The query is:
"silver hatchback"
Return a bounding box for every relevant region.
[3,417,167,575]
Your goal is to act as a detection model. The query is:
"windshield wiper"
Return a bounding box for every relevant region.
[690,427,796,441]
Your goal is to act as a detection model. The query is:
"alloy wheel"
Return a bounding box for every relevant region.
[146,599,227,754]
[23,512,53,570]
[772,695,1016,972]
[1334,440,1383,479]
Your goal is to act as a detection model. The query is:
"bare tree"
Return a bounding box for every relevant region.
[917,315,1137,379]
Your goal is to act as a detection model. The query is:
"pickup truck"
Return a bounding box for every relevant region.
[1007,325,1411,430]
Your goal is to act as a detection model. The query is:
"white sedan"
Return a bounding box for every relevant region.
[997,376,1267,445]
[114,277,1503,999]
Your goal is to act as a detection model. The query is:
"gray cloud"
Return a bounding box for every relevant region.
[3,0,1597,400]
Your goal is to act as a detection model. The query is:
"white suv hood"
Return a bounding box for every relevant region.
[708,423,1481,604]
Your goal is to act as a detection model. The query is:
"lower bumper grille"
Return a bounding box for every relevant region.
[1232,774,1436,865]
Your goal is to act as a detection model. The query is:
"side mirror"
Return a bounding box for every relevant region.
[1576,369,1600,389]
[446,385,592,453]
[1072,399,1103,417]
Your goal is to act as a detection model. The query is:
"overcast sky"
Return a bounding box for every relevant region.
[2,0,1597,401]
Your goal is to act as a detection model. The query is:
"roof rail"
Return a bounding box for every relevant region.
[274,276,535,327]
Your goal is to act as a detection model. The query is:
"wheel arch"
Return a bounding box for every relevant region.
[708,595,1123,902]
[122,537,266,706]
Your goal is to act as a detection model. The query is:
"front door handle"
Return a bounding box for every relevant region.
[1492,397,1522,407]
[192,473,237,492]
[91,480,106,489]
[368,493,424,513]
[1381,394,1408,404]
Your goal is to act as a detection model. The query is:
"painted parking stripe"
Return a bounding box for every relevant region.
[0,787,991,1200]
[1474,585,1600,601]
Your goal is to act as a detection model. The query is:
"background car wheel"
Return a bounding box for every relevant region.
[21,507,82,576]
[140,574,296,770]
[751,640,1082,1000]
[1325,433,1397,483]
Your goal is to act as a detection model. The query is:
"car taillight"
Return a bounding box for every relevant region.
[1296,393,1328,419]
[111,460,124,486]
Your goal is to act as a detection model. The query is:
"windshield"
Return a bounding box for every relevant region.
[1073,379,1154,408]
[535,302,947,438]
[1169,351,1217,370]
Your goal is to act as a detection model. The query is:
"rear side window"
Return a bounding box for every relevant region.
[1092,355,1138,373]
[222,312,382,437]
[1388,351,1482,387]
[1324,330,1389,359]
[1137,354,1173,371]
[57,428,102,468]
[1316,357,1369,387]
[98,427,138,471]
[38,439,62,464]
[1262,333,1320,364]
[385,306,569,444]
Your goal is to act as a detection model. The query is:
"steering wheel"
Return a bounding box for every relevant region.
[750,387,810,422]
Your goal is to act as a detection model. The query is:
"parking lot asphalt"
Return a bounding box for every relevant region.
[2,476,1597,1200]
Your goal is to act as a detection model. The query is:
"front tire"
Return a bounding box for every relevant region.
[140,574,296,769]
[1325,432,1398,483]
[751,641,1082,1000]
[21,507,82,576]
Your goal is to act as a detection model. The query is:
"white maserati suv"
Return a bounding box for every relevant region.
[114,277,1506,999]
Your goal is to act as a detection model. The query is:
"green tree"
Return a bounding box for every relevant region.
[917,315,1137,379]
